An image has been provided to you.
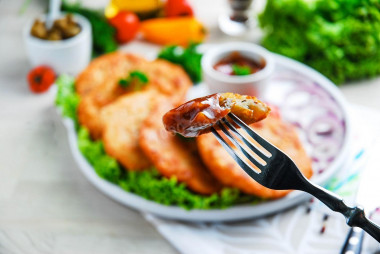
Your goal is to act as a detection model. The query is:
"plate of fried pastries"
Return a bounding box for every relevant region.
[57,48,351,221]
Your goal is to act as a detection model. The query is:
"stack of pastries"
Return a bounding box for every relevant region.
[76,52,313,199]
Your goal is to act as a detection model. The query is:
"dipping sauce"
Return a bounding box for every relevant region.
[213,52,265,76]
[163,92,270,138]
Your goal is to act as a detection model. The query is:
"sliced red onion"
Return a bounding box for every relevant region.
[282,85,332,111]
[306,114,344,145]
[311,139,341,162]
[270,71,346,174]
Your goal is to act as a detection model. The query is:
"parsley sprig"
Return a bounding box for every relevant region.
[232,64,252,76]
[119,71,149,90]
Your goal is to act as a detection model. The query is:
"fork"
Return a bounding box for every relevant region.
[211,113,380,242]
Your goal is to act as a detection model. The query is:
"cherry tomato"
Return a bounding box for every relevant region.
[27,65,55,93]
[108,11,140,43]
[165,0,194,17]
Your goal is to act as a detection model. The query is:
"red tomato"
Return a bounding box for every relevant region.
[108,11,140,43]
[165,0,194,17]
[27,65,55,93]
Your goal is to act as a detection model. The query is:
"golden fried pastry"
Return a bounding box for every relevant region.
[219,93,270,124]
[139,101,223,195]
[76,53,192,139]
[78,81,127,139]
[143,59,192,103]
[196,112,313,199]
[101,90,159,171]
[163,93,270,138]
[76,52,147,96]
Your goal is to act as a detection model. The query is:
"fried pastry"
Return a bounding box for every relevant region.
[140,101,223,195]
[76,53,192,139]
[196,112,313,199]
[76,52,147,96]
[101,90,159,171]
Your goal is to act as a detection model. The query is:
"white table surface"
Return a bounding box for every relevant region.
[1,0,380,253]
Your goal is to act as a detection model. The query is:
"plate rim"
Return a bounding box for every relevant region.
[60,52,352,222]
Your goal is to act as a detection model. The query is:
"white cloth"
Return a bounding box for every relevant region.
[145,106,380,254]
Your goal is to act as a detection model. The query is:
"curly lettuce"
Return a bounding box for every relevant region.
[55,75,80,124]
[259,0,380,84]
[158,43,203,83]
[55,75,263,210]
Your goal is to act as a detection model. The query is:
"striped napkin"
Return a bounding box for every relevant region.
[145,105,380,254]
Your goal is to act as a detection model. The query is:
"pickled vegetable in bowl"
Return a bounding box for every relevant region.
[30,14,81,41]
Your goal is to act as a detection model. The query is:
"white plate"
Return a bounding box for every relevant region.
[60,53,351,222]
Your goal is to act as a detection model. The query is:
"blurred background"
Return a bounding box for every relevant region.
[2,0,380,106]
[1,0,380,253]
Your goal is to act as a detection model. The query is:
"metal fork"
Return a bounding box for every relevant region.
[211,113,380,242]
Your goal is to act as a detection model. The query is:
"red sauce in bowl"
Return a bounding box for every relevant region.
[213,52,265,76]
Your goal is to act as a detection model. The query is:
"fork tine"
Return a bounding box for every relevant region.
[216,122,265,171]
[222,118,269,160]
[211,127,262,182]
[228,113,277,154]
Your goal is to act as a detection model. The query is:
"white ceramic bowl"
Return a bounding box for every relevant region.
[23,13,92,75]
[201,42,274,96]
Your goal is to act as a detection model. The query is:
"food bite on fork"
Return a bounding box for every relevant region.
[163,92,271,138]
[162,92,313,199]
[162,93,380,241]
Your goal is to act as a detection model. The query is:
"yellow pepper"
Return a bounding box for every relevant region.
[140,17,206,46]
[105,0,161,18]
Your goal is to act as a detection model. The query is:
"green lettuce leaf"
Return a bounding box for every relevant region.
[158,43,203,83]
[259,0,380,84]
[55,74,80,125]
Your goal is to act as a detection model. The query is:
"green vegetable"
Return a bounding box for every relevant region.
[78,128,122,183]
[55,74,80,126]
[119,71,149,90]
[158,43,203,83]
[118,79,130,88]
[55,75,263,210]
[18,0,31,15]
[232,64,251,76]
[62,1,118,56]
[259,0,380,84]
[158,45,185,64]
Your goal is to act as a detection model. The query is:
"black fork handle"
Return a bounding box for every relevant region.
[340,227,364,254]
[299,179,380,242]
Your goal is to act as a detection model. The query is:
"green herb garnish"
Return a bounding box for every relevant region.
[232,64,252,76]
[259,0,380,84]
[119,71,149,90]
[55,75,264,210]
[118,78,130,88]
[158,43,203,83]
